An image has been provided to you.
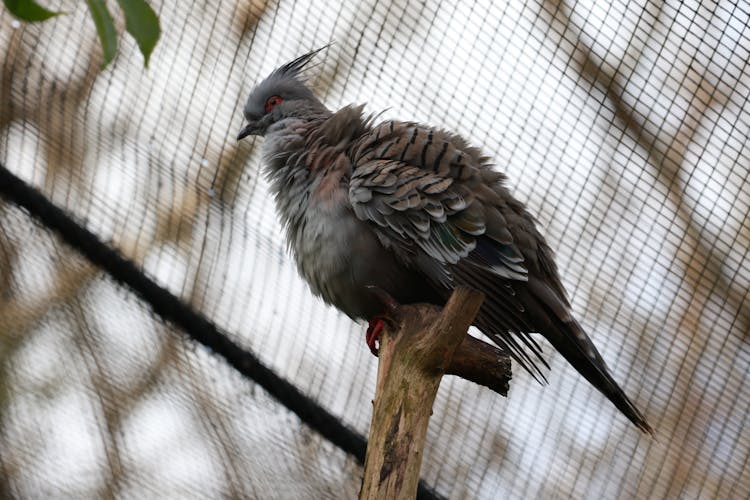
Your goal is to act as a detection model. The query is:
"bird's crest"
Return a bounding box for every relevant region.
[271,45,330,81]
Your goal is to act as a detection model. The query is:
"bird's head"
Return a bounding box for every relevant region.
[237,46,329,140]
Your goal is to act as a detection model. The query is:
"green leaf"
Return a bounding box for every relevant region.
[3,0,60,22]
[84,0,118,69]
[116,0,160,67]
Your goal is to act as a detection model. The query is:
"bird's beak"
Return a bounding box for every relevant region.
[237,121,259,140]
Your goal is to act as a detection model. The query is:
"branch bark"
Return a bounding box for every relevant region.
[360,287,509,499]
[447,334,512,397]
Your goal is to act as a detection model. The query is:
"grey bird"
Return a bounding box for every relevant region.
[237,47,652,434]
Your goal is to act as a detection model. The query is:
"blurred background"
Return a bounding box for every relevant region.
[1,0,748,498]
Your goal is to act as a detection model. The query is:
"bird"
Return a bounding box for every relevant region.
[237,46,652,434]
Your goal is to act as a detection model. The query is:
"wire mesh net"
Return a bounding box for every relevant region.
[1,0,749,498]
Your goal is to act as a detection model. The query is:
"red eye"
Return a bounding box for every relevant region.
[265,95,283,113]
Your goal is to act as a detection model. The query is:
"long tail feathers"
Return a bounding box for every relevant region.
[512,278,654,435]
[491,278,654,434]
[544,318,654,435]
[453,266,653,434]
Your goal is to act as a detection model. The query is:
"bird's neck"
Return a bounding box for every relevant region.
[261,105,370,230]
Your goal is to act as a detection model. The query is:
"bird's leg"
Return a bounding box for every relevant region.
[366,316,386,356]
[364,286,400,356]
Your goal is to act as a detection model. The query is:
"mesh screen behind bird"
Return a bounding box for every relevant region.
[1,0,748,498]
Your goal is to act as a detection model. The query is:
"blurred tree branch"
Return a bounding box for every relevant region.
[542,0,749,340]
[71,300,127,499]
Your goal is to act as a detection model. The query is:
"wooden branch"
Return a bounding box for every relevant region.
[360,287,494,500]
[447,334,512,396]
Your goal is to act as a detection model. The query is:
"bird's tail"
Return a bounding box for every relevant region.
[458,269,653,434]
[544,316,654,435]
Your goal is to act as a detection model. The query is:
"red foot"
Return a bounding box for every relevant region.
[366,317,385,356]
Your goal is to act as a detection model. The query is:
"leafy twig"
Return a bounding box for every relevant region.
[3,0,160,69]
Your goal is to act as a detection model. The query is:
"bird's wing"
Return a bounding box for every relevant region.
[348,120,557,376]
[349,120,529,282]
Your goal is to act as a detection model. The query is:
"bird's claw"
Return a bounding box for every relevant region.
[366,316,386,356]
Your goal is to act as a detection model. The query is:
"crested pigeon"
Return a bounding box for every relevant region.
[237,47,652,434]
